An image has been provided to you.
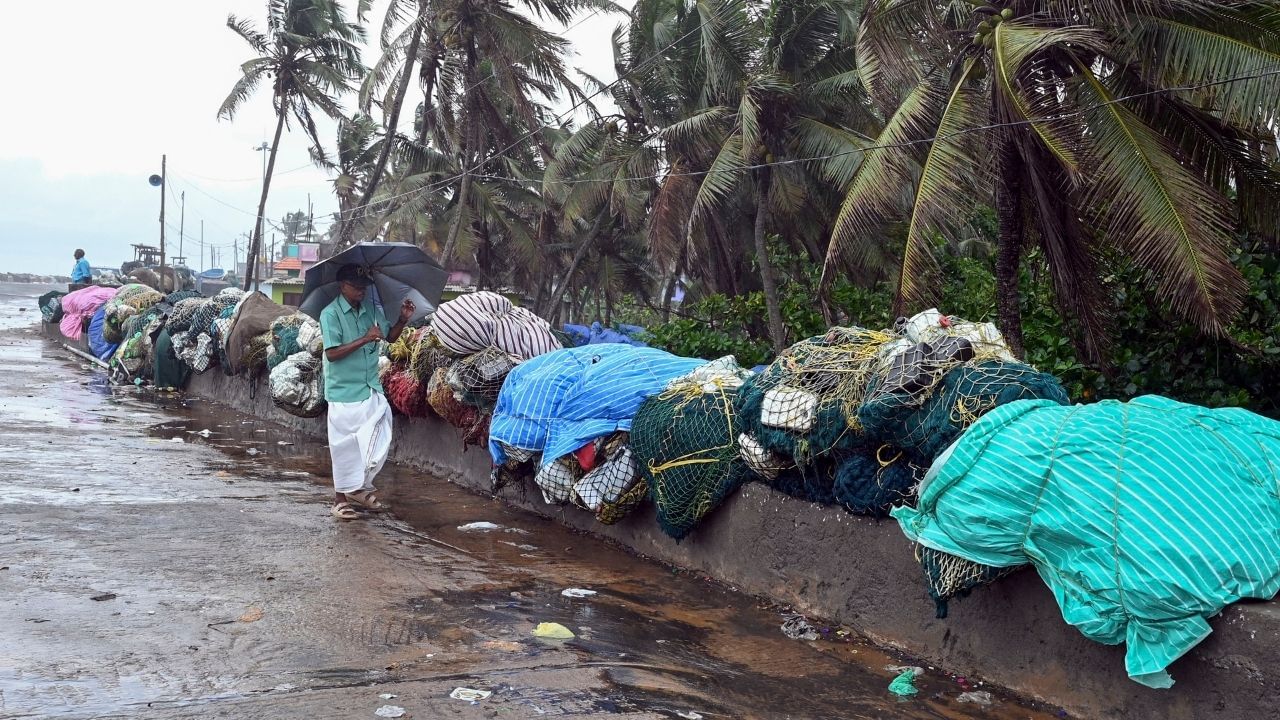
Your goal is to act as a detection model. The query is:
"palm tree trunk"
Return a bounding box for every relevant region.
[440,167,472,265]
[547,212,607,325]
[754,168,787,353]
[343,3,426,246]
[244,107,287,291]
[994,144,1026,359]
[661,241,688,322]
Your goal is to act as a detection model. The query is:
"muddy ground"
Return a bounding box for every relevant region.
[1,305,1065,719]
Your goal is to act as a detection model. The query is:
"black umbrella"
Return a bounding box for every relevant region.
[300,242,446,325]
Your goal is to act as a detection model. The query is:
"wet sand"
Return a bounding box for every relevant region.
[0,292,1066,719]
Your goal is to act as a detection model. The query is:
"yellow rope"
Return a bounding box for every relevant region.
[876,444,903,467]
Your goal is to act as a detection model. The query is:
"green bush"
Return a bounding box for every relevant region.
[644,244,1280,418]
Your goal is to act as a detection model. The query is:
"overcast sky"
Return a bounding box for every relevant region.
[0,0,625,276]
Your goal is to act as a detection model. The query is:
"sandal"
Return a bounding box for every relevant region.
[346,489,389,512]
[330,502,362,520]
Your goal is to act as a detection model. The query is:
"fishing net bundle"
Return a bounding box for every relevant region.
[534,455,583,505]
[267,314,321,370]
[38,291,65,323]
[174,289,242,374]
[491,442,537,493]
[409,330,454,382]
[270,351,327,418]
[857,359,1070,463]
[240,330,275,376]
[386,326,416,365]
[735,327,896,472]
[166,297,207,333]
[210,305,237,373]
[446,347,519,410]
[189,289,242,337]
[915,545,1024,619]
[569,433,648,524]
[830,448,925,517]
[164,289,202,306]
[384,366,430,417]
[426,367,491,446]
[102,285,164,343]
[633,381,758,541]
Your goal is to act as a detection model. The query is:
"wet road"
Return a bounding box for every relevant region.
[0,301,1064,719]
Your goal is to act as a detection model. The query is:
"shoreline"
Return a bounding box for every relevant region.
[41,319,1280,719]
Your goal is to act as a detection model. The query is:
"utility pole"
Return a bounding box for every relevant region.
[270,232,276,277]
[234,236,239,279]
[159,154,167,271]
[200,221,205,272]
[307,193,313,243]
[178,191,185,267]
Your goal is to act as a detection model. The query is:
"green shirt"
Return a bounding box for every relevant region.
[319,295,389,403]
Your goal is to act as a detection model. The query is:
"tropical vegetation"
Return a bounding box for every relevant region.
[219,0,1280,415]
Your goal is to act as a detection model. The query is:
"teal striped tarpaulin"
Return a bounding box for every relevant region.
[893,396,1280,688]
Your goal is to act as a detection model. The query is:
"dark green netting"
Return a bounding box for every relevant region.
[858,360,1070,463]
[38,291,65,323]
[916,545,1024,619]
[769,458,842,505]
[734,327,895,469]
[165,289,201,305]
[152,328,191,390]
[633,384,757,541]
[832,451,920,517]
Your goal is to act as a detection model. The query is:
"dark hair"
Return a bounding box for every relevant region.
[74,249,85,259]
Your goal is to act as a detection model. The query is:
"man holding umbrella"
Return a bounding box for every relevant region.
[320,263,415,520]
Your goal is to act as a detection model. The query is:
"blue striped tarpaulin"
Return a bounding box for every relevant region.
[893,395,1280,688]
[488,345,704,468]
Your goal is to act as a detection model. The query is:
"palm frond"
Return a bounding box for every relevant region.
[1075,61,1246,336]
[648,163,698,268]
[991,21,1105,175]
[788,117,873,187]
[217,63,271,120]
[1127,14,1280,132]
[687,135,746,237]
[227,14,271,53]
[821,77,942,290]
[659,105,732,156]
[895,60,988,311]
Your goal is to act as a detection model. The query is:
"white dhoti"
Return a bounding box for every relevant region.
[327,391,393,494]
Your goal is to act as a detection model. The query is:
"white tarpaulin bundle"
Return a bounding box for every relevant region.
[431,291,561,361]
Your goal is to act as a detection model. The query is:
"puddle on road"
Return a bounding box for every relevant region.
[138,398,1066,720]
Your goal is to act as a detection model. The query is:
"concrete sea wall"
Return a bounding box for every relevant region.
[46,325,1280,719]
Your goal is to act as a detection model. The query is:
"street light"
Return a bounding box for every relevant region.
[250,141,270,287]
[253,141,269,182]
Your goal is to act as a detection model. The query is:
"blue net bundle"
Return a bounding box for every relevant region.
[857,359,1070,463]
[632,382,758,541]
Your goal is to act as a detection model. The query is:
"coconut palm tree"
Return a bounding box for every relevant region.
[218,0,366,289]
[664,0,877,351]
[820,0,1280,360]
